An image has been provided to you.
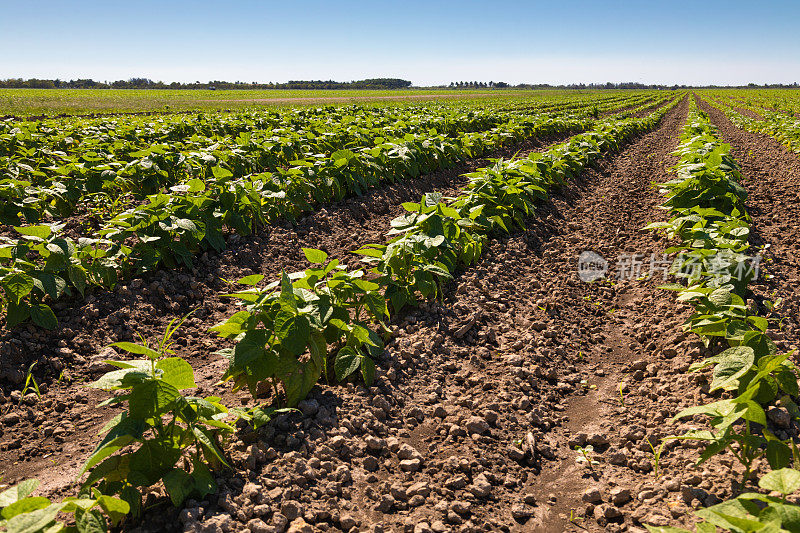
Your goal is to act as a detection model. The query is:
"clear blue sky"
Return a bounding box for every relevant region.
[2,0,798,86]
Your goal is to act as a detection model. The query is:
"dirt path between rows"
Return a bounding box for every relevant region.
[532,95,800,533]
[503,94,694,532]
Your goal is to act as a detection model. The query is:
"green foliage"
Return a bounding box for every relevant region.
[647,100,800,533]
[212,252,389,407]
[81,313,235,514]
[0,478,129,533]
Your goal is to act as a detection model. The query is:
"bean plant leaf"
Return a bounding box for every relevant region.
[710,346,755,391]
[162,469,195,506]
[14,225,51,239]
[759,468,800,495]
[334,347,361,381]
[0,479,40,507]
[0,496,51,519]
[2,272,34,304]
[30,304,57,330]
[109,342,161,360]
[156,358,196,390]
[302,248,328,264]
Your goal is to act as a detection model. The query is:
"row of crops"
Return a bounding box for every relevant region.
[701,95,800,156]
[0,95,679,531]
[645,101,800,532]
[0,92,673,330]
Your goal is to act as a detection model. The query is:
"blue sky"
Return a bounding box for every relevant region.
[2,0,798,86]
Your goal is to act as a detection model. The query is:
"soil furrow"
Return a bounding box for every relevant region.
[500,94,692,532]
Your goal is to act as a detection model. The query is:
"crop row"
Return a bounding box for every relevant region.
[0,98,680,532]
[0,94,656,225]
[0,92,647,163]
[0,94,679,330]
[0,110,598,329]
[644,101,800,532]
[0,106,588,224]
[704,96,800,156]
[704,90,800,117]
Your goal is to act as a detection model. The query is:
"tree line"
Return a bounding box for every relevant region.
[0,78,413,90]
[1,78,798,90]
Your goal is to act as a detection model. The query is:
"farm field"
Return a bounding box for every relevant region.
[3,88,800,533]
[0,88,587,117]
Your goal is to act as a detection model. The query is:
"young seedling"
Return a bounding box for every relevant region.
[618,383,626,408]
[575,445,600,472]
[20,362,41,401]
[646,438,667,480]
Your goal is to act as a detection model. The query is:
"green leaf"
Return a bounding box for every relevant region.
[127,440,181,487]
[302,248,328,264]
[120,486,142,521]
[156,358,196,390]
[31,272,66,301]
[351,246,384,258]
[231,330,269,368]
[162,469,194,507]
[14,225,51,239]
[5,300,31,328]
[190,458,217,499]
[249,406,297,430]
[211,166,233,179]
[30,304,57,330]
[361,355,376,386]
[81,415,145,473]
[95,495,130,526]
[710,346,755,391]
[186,178,206,193]
[3,503,63,533]
[0,479,40,507]
[192,426,229,468]
[759,468,800,495]
[766,439,792,470]
[68,265,87,297]
[75,507,107,533]
[108,342,161,360]
[236,274,264,286]
[363,291,388,320]
[2,272,34,303]
[0,496,50,519]
[334,347,360,381]
[274,307,310,357]
[128,380,181,420]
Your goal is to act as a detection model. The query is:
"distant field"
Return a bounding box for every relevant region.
[0,88,562,116]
